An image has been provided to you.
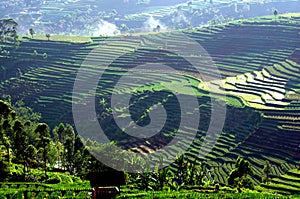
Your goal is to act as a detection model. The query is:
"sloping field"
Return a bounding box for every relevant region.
[260,169,300,195]
[1,14,300,185]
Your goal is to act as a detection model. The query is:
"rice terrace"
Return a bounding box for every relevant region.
[0,0,300,198]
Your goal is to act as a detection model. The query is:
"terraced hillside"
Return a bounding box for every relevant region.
[1,14,300,185]
[260,169,300,195]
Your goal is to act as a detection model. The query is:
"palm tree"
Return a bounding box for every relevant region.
[46,34,50,41]
[29,28,35,38]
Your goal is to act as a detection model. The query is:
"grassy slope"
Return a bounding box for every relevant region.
[23,35,93,43]
[1,13,300,189]
[118,190,298,199]
[259,169,300,195]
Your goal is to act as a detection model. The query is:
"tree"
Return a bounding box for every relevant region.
[35,123,51,177]
[0,101,14,168]
[64,124,75,172]
[0,18,19,57]
[13,100,41,123]
[24,144,37,171]
[0,154,10,181]
[52,123,75,172]
[273,9,278,20]
[45,34,50,41]
[227,157,253,188]
[53,123,66,169]
[0,99,44,180]
[29,28,35,38]
[262,161,271,184]
[173,155,207,186]
[33,50,38,56]
[153,25,161,32]
[120,24,129,34]
[13,120,29,176]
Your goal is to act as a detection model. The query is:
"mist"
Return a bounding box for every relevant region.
[143,15,167,32]
[94,20,120,36]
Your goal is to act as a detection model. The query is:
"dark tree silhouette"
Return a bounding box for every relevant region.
[228,157,252,186]
[13,120,29,176]
[35,123,51,177]
[46,33,50,41]
[0,18,19,57]
[29,28,35,38]
[273,9,278,20]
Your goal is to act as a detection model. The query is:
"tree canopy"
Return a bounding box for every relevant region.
[0,18,19,57]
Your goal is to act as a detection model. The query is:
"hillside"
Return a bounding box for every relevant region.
[2,0,300,35]
[0,13,300,186]
[260,169,300,195]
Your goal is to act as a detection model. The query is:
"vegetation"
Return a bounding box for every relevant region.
[45,34,51,41]
[0,18,19,58]
[227,157,253,190]
[29,28,35,39]
[1,0,298,36]
[0,98,297,197]
[0,11,300,198]
[117,190,298,199]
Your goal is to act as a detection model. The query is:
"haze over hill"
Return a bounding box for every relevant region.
[1,0,300,35]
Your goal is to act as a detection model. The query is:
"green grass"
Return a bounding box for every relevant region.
[117,190,298,199]
[22,34,93,43]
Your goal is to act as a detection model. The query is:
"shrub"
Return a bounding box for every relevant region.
[0,159,10,181]
[24,174,39,182]
[237,177,254,190]
[1,184,9,189]
[215,183,220,192]
[64,190,75,198]
[45,176,61,184]
[76,191,90,199]
[43,172,75,184]
[49,191,62,199]
[26,191,36,199]
[36,191,48,199]
[16,191,24,199]
[228,157,252,188]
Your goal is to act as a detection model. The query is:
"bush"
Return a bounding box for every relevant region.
[49,191,62,199]
[33,50,38,56]
[0,159,10,181]
[235,177,254,190]
[43,172,75,184]
[215,183,220,192]
[76,191,91,199]
[36,191,48,199]
[45,176,61,184]
[1,184,9,189]
[26,191,36,199]
[64,190,75,198]
[16,191,24,199]
[24,174,39,182]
